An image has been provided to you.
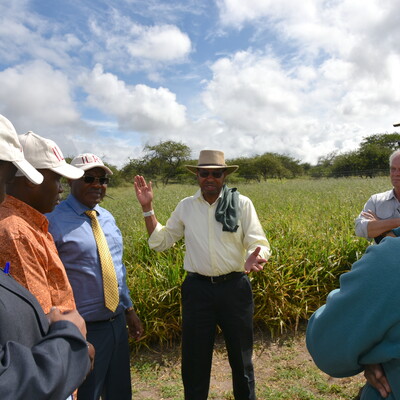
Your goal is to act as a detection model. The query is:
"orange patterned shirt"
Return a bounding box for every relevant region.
[0,195,76,313]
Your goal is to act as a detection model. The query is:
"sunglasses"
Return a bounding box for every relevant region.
[198,170,225,178]
[82,176,109,185]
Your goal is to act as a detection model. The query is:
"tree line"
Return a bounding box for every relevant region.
[101,132,400,187]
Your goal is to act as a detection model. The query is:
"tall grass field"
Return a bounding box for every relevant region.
[102,176,389,346]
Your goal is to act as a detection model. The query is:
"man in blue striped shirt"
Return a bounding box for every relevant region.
[47,153,143,400]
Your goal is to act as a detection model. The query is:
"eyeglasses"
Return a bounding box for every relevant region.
[82,176,109,185]
[198,170,225,178]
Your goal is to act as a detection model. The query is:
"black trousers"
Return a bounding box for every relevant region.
[78,312,131,400]
[181,273,256,400]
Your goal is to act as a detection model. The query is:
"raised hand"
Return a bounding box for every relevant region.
[134,175,153,207]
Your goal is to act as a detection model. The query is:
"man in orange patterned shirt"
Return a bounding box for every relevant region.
[0,131,83,313]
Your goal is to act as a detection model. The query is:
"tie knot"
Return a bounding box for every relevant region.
[85,210,97,219]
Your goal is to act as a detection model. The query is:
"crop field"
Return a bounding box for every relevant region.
[102,176,389,346]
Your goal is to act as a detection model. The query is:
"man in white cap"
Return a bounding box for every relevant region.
[0,114,94,399]
[0,131,84,314]
[47,153,143,400]
[134,149,271,400]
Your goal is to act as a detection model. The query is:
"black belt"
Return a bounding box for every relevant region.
[187,271,244,284]
[86,312,121,324]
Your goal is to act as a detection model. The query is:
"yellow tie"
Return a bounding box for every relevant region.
[85,210,119,312]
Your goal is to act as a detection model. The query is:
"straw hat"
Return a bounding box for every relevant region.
[185,150,239,175]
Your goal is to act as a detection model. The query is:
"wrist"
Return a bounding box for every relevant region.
[125,306,134,313]
[143,210,154,217]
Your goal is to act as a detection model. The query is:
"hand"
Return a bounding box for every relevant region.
[47,307,87,338]
[244,246,268,274]
[126,308,144,341]
[87,341,95,371]
[364,363,391,398]
[361,210,379,221]
[134,175,153,208]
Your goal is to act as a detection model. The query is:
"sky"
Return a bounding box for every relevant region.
[1,0,399,168]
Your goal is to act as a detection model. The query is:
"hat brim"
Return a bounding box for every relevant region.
[185,165,239,175]
[12,159,44,185]
[51,163,85,180]
[77,164,113,175]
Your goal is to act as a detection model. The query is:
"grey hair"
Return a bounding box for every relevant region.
[389,150,400,166]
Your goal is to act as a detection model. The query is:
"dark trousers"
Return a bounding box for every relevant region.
[78,312,131,400]
[181,273,256,400]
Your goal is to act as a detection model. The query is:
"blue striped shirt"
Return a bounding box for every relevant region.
[46,194,132,321]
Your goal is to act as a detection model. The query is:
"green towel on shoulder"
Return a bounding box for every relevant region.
[215,184,239,232]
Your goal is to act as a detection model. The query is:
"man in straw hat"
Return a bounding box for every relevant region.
[0,114,93,399]
[0,131,84,314]
[134,149,271,400]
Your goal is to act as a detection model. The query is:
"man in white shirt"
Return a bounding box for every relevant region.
[355,150,400,243]
[134,149,270,400]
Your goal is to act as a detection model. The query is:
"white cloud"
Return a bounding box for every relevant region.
[127,25,191,61]
[0,2,81,69]
[0,60,80,128]
[1,0,400,168]
[80,64,187,132]
[197,41,399,163]
[88,10,191,73]
[203,51,302,130]
[0,60,97,159]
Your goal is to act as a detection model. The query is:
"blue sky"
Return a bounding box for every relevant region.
[1,0,399,167]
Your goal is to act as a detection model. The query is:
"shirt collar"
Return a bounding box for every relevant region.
[194,188,224,205]
[387,189,398,201]
[66,194,102,216]
[5,195,49,231]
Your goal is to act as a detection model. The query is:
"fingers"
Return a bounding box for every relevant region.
[49,309,87,338]
[252,246,261,257]
[364,364,391,398]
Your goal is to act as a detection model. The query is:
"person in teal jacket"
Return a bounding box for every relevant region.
[307,235,400,400]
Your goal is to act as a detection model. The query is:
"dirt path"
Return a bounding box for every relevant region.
[131,328,365,400]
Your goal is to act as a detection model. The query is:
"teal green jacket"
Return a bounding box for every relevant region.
[307,237,400,400]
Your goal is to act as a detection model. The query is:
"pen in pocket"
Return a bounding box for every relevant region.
[3,262,10,274]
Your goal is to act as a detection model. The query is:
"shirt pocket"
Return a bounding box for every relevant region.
[376,206,400,219]
[221,229,242,244]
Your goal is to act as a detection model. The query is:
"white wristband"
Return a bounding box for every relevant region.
[143,210,154,217]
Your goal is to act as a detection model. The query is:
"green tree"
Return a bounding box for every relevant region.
[360,133,400,151]
[104,162,123,187]
[330,151,360,177]
[121,158,150,183]
[309,151,338,178]
[275,154,303,178]
[143,141,191,185]
[253,153,286,180]
[228,157,260,182]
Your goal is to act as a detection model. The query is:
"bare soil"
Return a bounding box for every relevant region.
[130,326,365,400]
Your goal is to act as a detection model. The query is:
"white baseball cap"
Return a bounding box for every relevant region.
[71,153,113,175]
[16,131,84,180]
[0,115,43,184]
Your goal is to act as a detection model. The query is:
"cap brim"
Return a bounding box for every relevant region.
[51,164,85,180]
[185,165,239,175]
[77,164,113,175]
[12,160,44,184]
